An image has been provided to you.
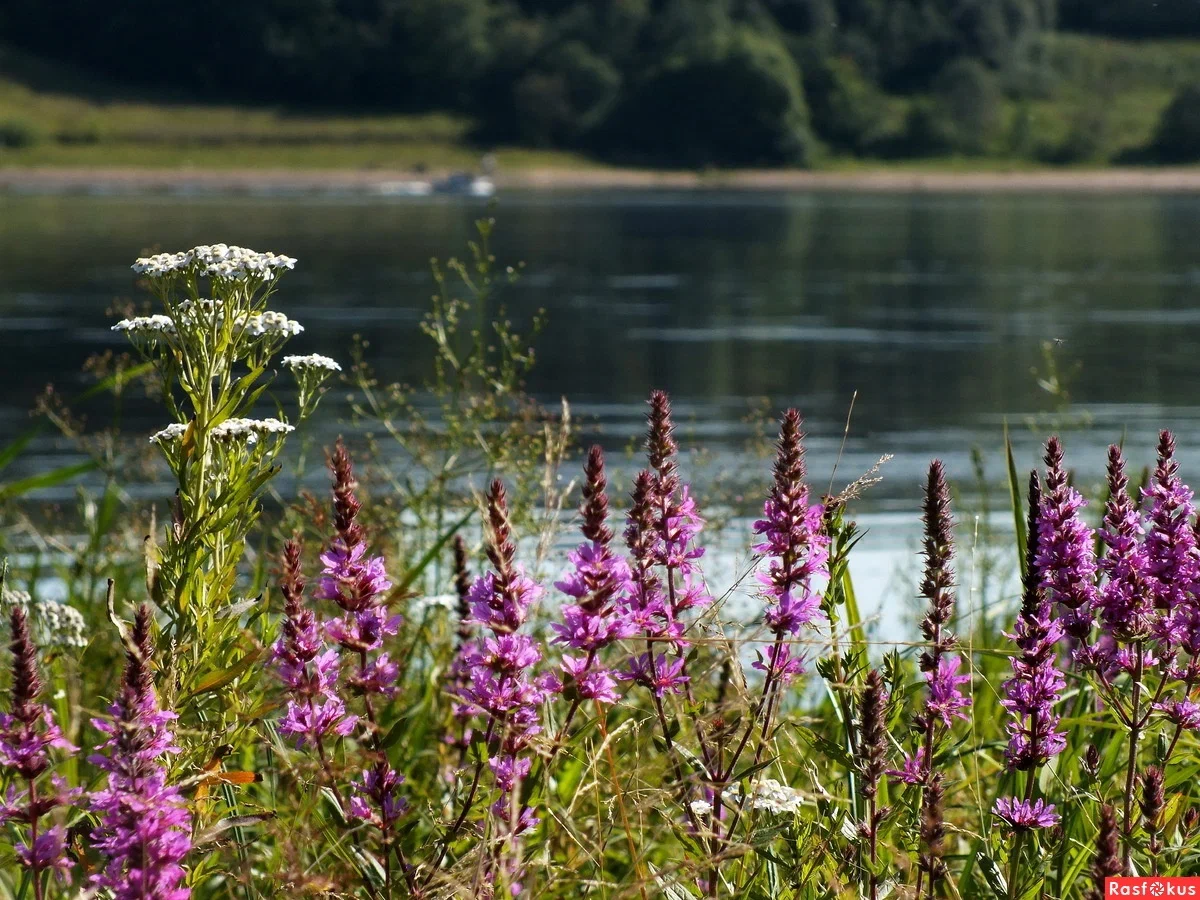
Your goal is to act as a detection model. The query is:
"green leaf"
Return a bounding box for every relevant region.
[1005,420,1027,579]
[0,458,100,501]
[186,648,265,699]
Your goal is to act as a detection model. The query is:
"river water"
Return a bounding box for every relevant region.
[4,188,1200,633]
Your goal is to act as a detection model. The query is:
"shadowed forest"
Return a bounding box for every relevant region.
[5,0,1200,167]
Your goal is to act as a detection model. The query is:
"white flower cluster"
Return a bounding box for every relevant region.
[132,244,297,280]
[175,298,225,322]
[211,417,295,444]
[748,779,804,816]
[150,423,189,444]
[1,588,89,649]
[112,315,176,336]
[238,311,303,338]
[689,800,714,817]
[281,354,341,372]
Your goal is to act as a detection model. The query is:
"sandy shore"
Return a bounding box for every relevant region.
[5,165,1200,193]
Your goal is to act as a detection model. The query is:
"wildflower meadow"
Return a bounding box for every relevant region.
[4,237,1200,899]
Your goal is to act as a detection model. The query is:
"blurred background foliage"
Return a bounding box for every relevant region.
[4,0,1200,167]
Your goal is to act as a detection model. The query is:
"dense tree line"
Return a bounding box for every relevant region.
[3,0,1199,165]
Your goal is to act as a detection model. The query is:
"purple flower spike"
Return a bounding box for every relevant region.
[1002,473,1067,773]
[1092,445,1153,658]
[620,392,711,652]
[458,479,548,848]
[552,447,635,709]
[752,410,828,691]
[1,607,78,886]
[1036,437,1098,645]
[1145,431,1200,652]
[272,542,357,748]
[348,761,409,829]
[993,797,1060,831]
[89,606,192,900]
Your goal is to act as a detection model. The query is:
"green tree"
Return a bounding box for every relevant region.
[598,24,814,166]
[1148,84,1200,162]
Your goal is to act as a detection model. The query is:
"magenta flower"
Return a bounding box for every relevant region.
[621,392,711,654]
[993,797,1060,831]
[278,695,359,746]
[1145,432,1200,653]
[885,748,928,786]
[751,644,805,683]
[753,410,828,694]
[1154,699,1200,731]
[89,606,192,900]
[1002,473,1067,773]
[348,762,409,829]
[1001,609,1068,770]
[923,656,972,728]
[620,653,689,698]
[1036,437,1098,645]
[1,607,78,887]
[459,479,549,844]
[272,543,357,747]
[551,447,636,712]
[1093,445,1153,647]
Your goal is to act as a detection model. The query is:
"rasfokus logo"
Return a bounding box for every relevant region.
[1107,878,1200,896]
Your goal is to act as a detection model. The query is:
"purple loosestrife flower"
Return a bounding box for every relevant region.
[1001,473,1068,774]
[552,446,635,706]
[1154,698,1200,730]
[1088,445,1153,673]
[1145,431,1200,653]
[273,540,359,748]
[1036,437,1099,646]
[348,760,409,829]
[318,441,400,657]
[1,607,78,888]
[992,797,1060,831]
[461,480,547,839]
[618,653,689,697]
[888,462,971,898]
[752,410,828,686]
[621,392,711,696]
[89,606,192,900]
[646,392,710,617]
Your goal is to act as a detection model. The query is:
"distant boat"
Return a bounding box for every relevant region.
[432,172,495,197]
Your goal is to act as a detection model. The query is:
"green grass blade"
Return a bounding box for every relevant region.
[1004,420,1027,579]
[395,508,474,596]
[0,458,100,501]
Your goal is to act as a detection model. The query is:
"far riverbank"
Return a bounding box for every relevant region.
[8,165,1200,194]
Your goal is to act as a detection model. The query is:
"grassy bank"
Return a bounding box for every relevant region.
[3,35,1200,172]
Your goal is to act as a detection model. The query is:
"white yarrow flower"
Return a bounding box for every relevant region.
[749,779,803,815]
[132,245,296,280]
[211,417,295,443]
[281,354,341,372]
[238,311,303,338]
[1,588,88,649]
[689,800,713,817]
[112,315,176,335]
[150,423,189,444]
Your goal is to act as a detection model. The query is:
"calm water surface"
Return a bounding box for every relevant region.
[4,189,1200,630]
